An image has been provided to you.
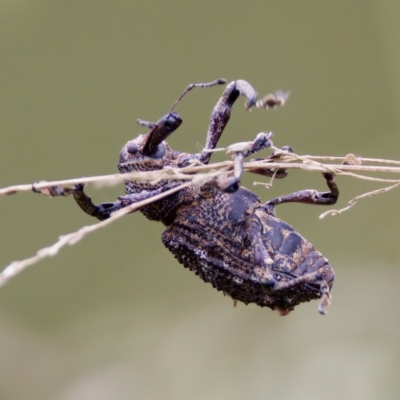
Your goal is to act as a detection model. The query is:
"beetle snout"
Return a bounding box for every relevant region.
[163,112,182,131]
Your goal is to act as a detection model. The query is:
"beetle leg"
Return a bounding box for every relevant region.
[34,182,168,220]
[244,215,276,287]
[71,184,123,221]
[209,152,244,193]
[199,80,258,164]
[236,132,274,158]
[73,185,170,220]
[209,132,273,193]
[249,145,294,179]
[35,183,166,221]
[265,173,339,208]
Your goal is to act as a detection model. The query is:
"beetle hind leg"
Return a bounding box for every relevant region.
[243,215,277,287]
[265,173,339,208]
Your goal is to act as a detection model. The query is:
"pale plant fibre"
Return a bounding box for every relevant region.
[1,145,400,287]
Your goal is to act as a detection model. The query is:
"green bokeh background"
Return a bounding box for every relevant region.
[1,1,400,399]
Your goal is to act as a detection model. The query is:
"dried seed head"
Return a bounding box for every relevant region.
[342,153,362,166]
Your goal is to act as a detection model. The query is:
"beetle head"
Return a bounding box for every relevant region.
[118,112,182,173]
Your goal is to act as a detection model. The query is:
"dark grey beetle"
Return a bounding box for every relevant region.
[39,79,339,315]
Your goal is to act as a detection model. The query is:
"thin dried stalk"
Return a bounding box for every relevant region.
[1,148,400,286]
[2,160,400,197]
[0,182,192,287]
[319,182,400,219]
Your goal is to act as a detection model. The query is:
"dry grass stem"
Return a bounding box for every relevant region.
[2,147,400,285]
[319,182,400,219]
[0,182,192,287]
[2,160,400,198]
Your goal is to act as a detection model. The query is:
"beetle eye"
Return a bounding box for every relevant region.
[127,141,138,154]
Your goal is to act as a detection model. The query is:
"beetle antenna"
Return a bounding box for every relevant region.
[169,78,227,113]
[136,119,156,129]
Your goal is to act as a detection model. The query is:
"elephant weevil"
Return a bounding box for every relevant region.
[39,78,339,315]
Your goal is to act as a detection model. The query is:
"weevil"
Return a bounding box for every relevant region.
[38,78,339,315]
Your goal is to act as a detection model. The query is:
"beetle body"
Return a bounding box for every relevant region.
[162,187,333,315]
[62,79,338,314]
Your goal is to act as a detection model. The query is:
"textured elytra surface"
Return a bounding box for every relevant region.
[160,186,334,315]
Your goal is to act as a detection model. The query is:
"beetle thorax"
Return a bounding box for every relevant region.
[118,135,185,222]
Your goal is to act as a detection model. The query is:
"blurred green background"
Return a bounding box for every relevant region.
[1,1,400,399]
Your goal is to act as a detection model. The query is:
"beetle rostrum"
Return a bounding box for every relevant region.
[41,78,339,315]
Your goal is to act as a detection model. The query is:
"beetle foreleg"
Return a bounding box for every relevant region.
[33,182,164,220]
[72,184,123,221]
[200,80,258,164]
[73,185,170,221]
